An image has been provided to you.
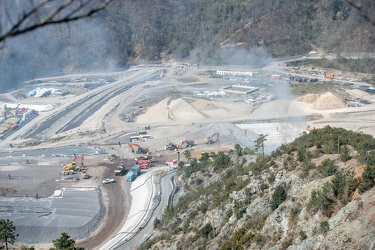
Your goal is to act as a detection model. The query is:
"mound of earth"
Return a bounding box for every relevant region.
[314,92,345,110]
[191,99,219,111]
[298,93,319,103]
[136,98,170,123]
[169,98,205,121]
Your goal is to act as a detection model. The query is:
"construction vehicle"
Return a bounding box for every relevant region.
[197,152,213,161]
[136,159,151,169]
[179,140,195,148]
[324,72,334,79]
[165,142,178,151]
[61,169,75,175]
[137,154,157,162]
[204,133,219,144]
[128,143,149,154]
[61,155,84,174]
[108,154,123,161]
[81,168,89,179]
[114,166,126,175]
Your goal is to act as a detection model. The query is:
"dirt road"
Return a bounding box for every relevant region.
[77,164,130,250]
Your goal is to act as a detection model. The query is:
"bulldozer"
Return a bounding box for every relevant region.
[204,133,219,144]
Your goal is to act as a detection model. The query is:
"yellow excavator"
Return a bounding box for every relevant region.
[61,155,85,175]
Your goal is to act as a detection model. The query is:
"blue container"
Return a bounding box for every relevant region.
[131,165,141,176]
[126,172,135,182]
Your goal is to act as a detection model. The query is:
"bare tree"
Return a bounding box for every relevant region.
[0,0,113,43]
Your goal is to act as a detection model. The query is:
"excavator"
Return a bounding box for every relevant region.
[204,133,219,144]
[179,140,195,148]
[61,155,85,175]
[165,142,178,151]
[128,143,149,154]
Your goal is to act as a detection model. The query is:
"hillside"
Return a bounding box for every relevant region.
[104,0,375,62]
[141,126,375,249]
[1,0,375,93]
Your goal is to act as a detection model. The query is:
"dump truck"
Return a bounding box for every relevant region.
[114,166,126,175]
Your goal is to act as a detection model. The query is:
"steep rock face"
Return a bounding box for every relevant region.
[144,127,375,250]
[149,164,374,249]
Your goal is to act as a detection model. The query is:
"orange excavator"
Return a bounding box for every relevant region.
[128,143,149,154]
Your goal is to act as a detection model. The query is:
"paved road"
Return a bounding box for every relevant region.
[117,170,176,249]
[22,70,160,140]
[97,168,175,250]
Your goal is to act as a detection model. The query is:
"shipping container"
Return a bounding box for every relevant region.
[125,171,135,182]
[132,165,141,176]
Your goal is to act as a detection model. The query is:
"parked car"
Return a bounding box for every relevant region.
[102,178,115,184]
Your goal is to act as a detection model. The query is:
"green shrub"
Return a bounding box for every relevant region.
[340,145,351,162]
[318,159,337,177]
[271,185,287,210]
[307,182,334,216]
[330,171,356,204]
[299,230,307,240]
[359,165,375,194]
[320,220,329,234]
[260,183,269,191]
[199,223,213,238]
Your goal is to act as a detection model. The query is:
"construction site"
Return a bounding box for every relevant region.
[0,60,374,248]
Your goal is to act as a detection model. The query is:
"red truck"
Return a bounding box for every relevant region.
[136,159,151,169]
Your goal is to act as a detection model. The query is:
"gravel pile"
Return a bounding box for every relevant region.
[298,94,319,103]
[314,92,346,110]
